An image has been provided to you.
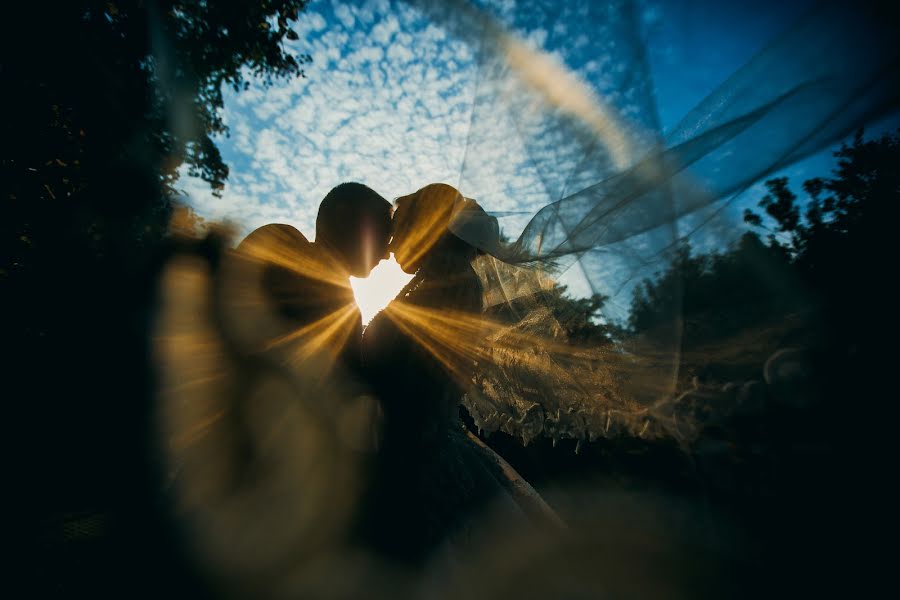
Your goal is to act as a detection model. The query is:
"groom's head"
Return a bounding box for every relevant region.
[316,182,392,277]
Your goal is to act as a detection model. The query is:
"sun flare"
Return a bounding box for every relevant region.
[350,254,414,326]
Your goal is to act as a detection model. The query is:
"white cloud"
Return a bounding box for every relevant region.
[385,41,414,64]
[333,3,355,29]
[371,14,399,45]
[305,12,327,32]
[182,0,666,304]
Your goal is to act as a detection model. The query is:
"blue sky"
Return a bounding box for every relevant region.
[180,0,893,304]
[182,0,482,236]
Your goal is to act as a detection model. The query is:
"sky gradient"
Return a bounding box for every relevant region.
[179,0,890,306]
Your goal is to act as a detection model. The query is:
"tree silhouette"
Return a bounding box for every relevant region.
[745,129,900,266]
[743,128,900,348]
[1,3,315,595]
[3,1,312,275]
[628,128,899,384]
[487,284,622,346]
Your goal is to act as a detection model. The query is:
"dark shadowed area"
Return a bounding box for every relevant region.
[3,1,898,598]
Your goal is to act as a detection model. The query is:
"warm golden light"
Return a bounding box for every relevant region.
[350,254,414,326]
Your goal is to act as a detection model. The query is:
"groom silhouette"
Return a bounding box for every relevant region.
[236,182,392,373]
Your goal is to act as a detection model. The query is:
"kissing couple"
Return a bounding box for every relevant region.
[236,182,560,566]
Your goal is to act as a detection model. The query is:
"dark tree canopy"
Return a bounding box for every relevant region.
[744,129,900,290]
[1,4,315,594]
[2,1,312,278]
[1,0,314,351]
[628,128,898,382]
[2,1,310,193]
[487,284,622,346]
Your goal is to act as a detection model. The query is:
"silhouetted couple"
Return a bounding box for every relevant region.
[239,182,555,566]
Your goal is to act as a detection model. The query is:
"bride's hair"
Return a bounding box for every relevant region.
[393,183,500,314]
[394,183,498,267]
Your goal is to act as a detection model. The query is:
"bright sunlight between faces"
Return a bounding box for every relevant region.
[350,254,414,326]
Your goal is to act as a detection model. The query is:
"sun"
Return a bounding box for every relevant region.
[350,254,414,326]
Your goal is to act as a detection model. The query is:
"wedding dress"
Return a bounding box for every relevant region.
[354,185,557,564]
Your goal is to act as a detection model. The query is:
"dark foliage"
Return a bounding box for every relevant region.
[485,130,898,596]
[629,129,899,375]
[487,283,623,345]
[3,1,896,590]
[745,129,900,344]
[1,2,312,596]
[540,286,625,345]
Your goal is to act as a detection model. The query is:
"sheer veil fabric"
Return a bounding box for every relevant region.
[390,0,899,443]
[153,1,899,586]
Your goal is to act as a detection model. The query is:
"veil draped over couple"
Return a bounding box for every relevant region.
[154,0,899,586]
[235,181,560,565]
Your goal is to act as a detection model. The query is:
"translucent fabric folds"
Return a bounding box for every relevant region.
[425,0,900,297]
[406,0,900,439]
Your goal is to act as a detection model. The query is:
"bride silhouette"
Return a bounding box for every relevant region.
[354,183,556,564]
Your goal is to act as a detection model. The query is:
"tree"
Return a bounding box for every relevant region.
[2,0,311,276]
[2,0,315,356]
[743,128,900,334]
[628,128,899,382]
[486,284,622,346]
[628,235,800,344]
[1,4,316,593]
